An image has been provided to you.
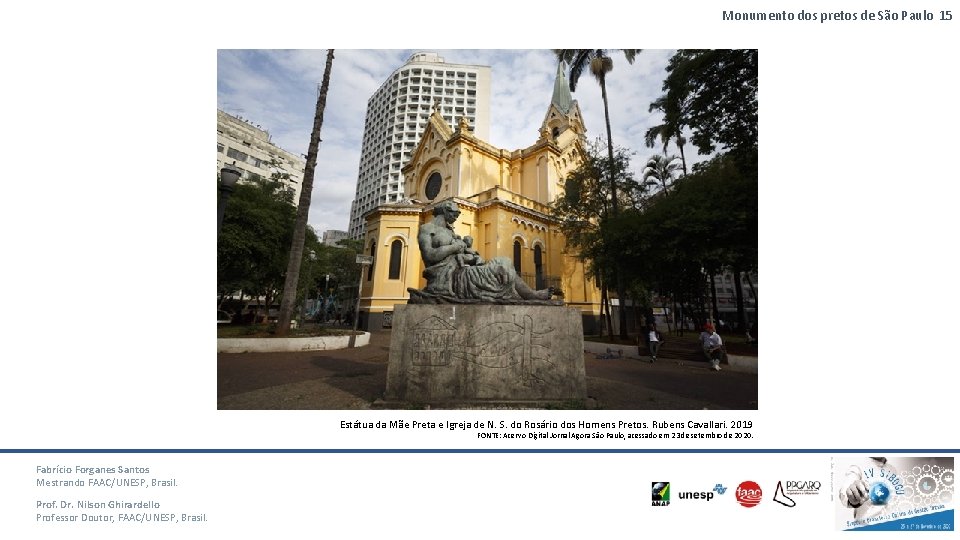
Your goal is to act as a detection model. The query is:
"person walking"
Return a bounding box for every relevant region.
[641,323,663,363]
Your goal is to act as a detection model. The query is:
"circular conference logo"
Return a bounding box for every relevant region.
[736,481,763,507]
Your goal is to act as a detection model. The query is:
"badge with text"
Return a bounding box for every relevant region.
[773,478,823,508]
[735,480,762,507]
[652,482,670,506]
[676,483,724,503]
[833,456,954,531]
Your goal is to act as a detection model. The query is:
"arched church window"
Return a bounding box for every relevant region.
[513,240,522,273]
[388,239,403,280]
[534,244,544,289]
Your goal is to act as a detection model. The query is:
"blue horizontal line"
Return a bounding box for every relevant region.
[2,449,958,454]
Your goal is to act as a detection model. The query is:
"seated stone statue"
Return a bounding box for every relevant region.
[407,200,561,305]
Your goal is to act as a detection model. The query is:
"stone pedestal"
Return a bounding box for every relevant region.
[384,304,586,406]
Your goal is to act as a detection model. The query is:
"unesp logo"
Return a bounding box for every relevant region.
[676,483,726,502]
[652,482,670,506]
[677,489,715,501]
[736,481,762,507]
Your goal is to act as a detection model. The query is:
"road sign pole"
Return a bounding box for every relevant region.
[353,265,363,331]
[353,255,374,331]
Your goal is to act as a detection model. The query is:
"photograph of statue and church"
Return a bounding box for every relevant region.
[217,49,758,410]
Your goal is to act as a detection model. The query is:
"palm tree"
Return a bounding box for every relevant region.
[555,49,640,214]
[645,93,690,175]
[642,154,682,194]
[556,49,639,341]
[275,49,335,336]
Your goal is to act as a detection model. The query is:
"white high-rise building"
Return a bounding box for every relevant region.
[347,52,490,238]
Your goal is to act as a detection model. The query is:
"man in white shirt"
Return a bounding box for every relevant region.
[700,323,723,371]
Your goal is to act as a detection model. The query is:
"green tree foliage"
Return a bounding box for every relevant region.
[218,156,359,326]
[661,49,758,160]
[616,155,757,329]
[644,92,691,175]
[311,239,361,301]
[552,141,641,336]
[553,141,641,262]
[217,177,299,310]
[642,154,682,194]
[292,236,363,322]
[641,49,757,329]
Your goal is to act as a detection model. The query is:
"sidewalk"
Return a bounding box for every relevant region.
[583,340,758,374]
[218,330,758,410]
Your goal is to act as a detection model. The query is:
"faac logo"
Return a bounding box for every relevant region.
[652,482,670,506]
[736,481,763,507]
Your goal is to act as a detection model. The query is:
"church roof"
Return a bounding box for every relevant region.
[551,62,573,115]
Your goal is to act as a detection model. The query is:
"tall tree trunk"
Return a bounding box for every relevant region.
[276,50,335,336]
[677,131,687,176]
[605,297,614,338]
[733,268,747,332]
[679,300,696,331]
[597,278,606,337]
[614,272,629,340]
[597,69,629,340]
[699,270,709,326]
[634,297,642,334]
[600,279,613,338]
[599,77,619,215]
[745,272,757,311]
[709,271,720,325]
[671,296,680,336]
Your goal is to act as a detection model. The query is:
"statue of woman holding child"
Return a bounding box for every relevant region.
[407,201,562,304]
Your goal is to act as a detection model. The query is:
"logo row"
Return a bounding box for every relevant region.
[652,480,822,507]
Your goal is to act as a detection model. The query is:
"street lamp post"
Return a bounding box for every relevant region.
[322,274,329,322]
[217,163,241,235]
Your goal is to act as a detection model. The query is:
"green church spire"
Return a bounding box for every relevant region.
[551,62,573,114]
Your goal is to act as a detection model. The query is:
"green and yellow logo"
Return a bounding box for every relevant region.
[652,481,670,506]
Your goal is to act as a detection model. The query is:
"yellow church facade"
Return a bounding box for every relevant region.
[358,67,601,330]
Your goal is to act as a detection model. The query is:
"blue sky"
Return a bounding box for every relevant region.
[217,49,708,234]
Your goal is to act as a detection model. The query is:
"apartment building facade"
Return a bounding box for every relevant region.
[217,110,305,203]
[348,52,491,238]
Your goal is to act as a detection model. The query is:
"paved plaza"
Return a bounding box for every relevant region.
[218,330,758,410]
